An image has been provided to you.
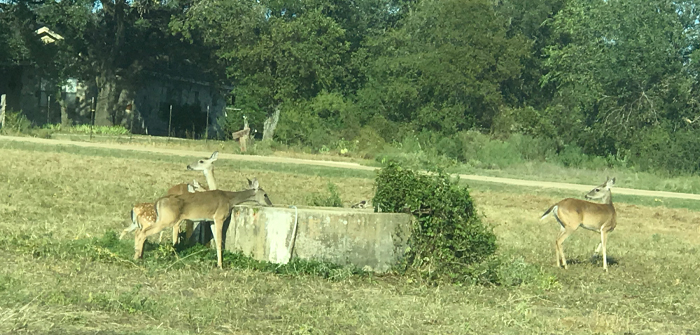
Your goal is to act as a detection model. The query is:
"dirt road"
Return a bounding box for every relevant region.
[3,134,700,201]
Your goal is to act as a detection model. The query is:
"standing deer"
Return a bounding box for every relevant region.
[121,151,219,242]
[540,177,617,271]
[134,178,274,269]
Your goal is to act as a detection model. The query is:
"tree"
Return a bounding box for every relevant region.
[543,0,700,156]
[357,0,529,137]
[175,0,354,140]
[495,0,567,109]
[36,0,223,127]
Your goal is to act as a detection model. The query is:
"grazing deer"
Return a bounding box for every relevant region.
[134,178,274,269]
[540,177,617,271]
[122,151,219,242]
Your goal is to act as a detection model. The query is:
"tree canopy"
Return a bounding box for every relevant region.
[5,0,700,174]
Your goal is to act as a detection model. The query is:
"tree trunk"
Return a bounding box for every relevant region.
[262,106,280,141]
[59,96,70,128]
[95,71,119,126]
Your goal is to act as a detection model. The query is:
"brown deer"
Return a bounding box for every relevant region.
[121,180,206,242]
[540,177,617,271]
[121,151,219,243]
[134,178,274,269]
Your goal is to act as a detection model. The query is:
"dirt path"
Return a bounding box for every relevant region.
[3,135,700,201]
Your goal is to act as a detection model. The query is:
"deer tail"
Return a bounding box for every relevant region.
[540,204,558,221]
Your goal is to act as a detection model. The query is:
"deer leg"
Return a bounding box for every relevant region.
[600,226,609,272]
[555,226,576,269]
[134,228,152,260]
[593,242,603,256]
[121,210,141,240]
[134,218,176,260]
[120,224,137,240]
[555,227,564,267]
[172,221,180,247]
[211,216,226,269]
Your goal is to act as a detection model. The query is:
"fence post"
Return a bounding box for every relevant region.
[205,105,210,142]
[90,97,95,140]
[129,112,134,142]
[168,104,173,142]
[47,95,51,125]
[0,94,6,129]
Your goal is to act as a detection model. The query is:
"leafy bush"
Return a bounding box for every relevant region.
[307,182,343,207]
[1,110,32,134]
[373,162,497,283]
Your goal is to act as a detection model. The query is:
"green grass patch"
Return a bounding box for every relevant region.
[0,138,374,180]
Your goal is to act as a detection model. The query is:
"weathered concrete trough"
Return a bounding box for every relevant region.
[188,206,413,273]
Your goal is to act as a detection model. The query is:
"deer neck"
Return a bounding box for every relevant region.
[224,189,256,205]
[600,192,614,207]
[202,169,217,190]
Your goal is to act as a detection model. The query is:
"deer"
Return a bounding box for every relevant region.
[121,180,206,242]
[134,178,274,269]
[121,151,219,243]
[540,177,617,271]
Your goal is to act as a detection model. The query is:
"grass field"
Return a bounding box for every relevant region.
[1,140,699,334]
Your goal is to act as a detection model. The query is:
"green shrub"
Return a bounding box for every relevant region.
[375,135,457,172]
[1,110,32,134]
[354,126,387,155]
[456,130,524,169]
[373,162,497,283]
[307,182,343,207]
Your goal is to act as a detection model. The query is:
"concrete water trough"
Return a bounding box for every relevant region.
[187,205,414,273]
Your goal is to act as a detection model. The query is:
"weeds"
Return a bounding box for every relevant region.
[44,124,131,135]
[306,182,344,207]
[0,231,367,282]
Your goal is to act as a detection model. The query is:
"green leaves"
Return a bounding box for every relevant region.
[360,0,529,133]
[373,162,497,283]
[545,0,699,156]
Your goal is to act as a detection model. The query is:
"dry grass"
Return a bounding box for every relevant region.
[1,142,699,334]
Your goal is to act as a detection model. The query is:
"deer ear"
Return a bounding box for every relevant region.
[210,151,219,161]
[251,178,260,190]
[187,184,196,193]
[607,177,615,187]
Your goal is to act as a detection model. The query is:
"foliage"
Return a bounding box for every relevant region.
[0,110,32,134]
[358,0,529,134]
[44,124,130,136]
[373,162,497,283]
[307,182,344,207]
[7,0,700,175]
[544,0,700,158]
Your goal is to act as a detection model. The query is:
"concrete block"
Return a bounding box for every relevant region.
[189,205,413,273]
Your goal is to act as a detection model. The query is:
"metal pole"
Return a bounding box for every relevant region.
[90,97,95,140]
[205,105,210,142]
[129,112,134,142]
[47,95,51,125]
[168,104,172,141]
